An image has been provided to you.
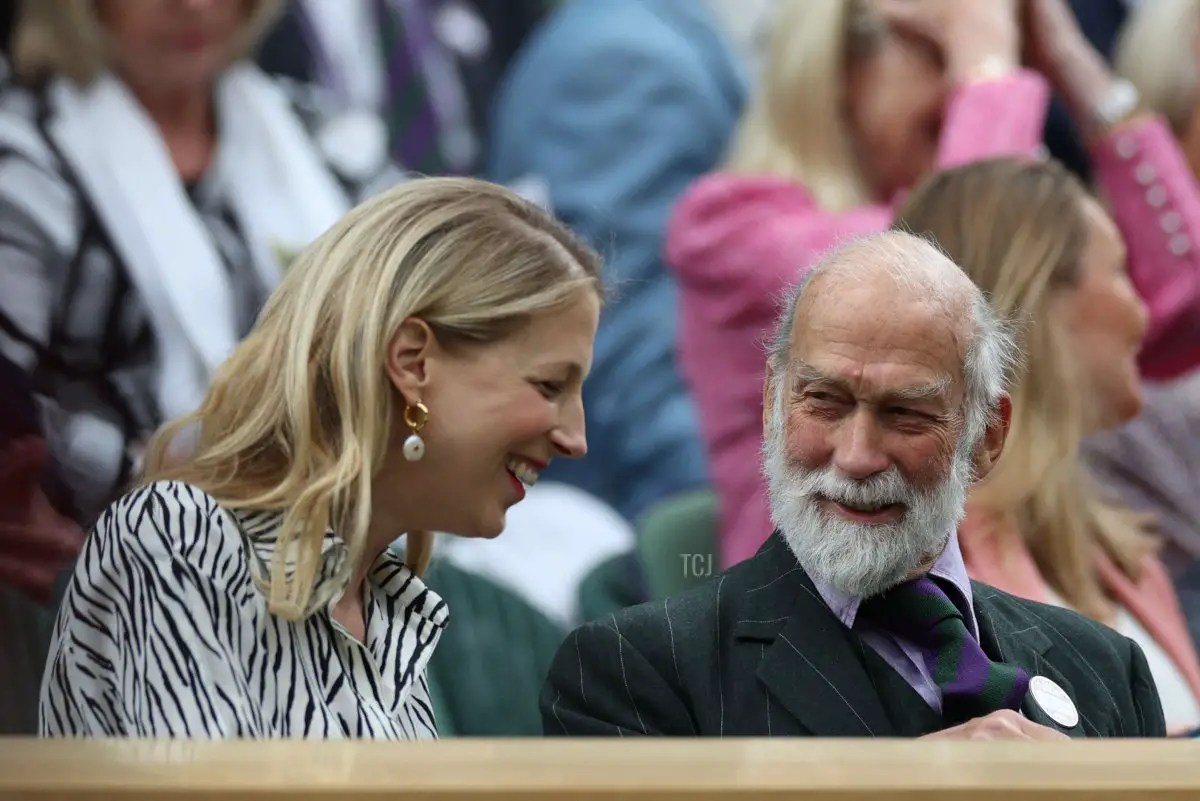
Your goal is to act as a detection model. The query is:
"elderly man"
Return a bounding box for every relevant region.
[541,231,1166,739]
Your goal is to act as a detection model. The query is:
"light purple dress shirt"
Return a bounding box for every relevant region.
[810,533,978,712]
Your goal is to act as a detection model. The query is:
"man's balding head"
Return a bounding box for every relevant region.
[762,231,1019,599]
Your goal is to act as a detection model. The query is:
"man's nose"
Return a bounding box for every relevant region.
[830,409,890,480]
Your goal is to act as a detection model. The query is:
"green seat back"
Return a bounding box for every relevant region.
[576,552,647,624]
[423,560,566,736]
[636,489,719,599]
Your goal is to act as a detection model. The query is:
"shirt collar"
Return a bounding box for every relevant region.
[811,531,978,638]
[229,508,449,631]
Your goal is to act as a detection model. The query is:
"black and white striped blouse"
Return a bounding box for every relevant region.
[40,481,449,738]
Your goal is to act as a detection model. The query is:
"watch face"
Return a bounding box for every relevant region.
[1097,80,1140,126]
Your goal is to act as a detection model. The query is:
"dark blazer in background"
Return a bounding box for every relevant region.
[256,0,552,175]
[542,532,1166,738]
[1044,0,1130,184]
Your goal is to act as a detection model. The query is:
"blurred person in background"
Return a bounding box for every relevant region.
[486,0,772,529]
[40,178,601,738]
[1082,371,1200,646]
[1043,0,1132,184]
[1114,0,1200,181]
[668,0,1200,569]
[257,0,554,176]
[896,157,1200,732]
[0,351,81,734]
[0,0,401,525]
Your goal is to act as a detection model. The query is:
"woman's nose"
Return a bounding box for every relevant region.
[550,423,587,460]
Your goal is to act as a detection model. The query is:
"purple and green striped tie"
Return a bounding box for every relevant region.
[376,0,444,175]
[862,576,1030,725]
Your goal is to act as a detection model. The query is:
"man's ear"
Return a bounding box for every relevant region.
[384,318,436,405]
[972,393,1011,482]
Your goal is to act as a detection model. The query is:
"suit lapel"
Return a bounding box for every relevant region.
[973,586,1086,739]
[733,536,895,737]
[858,645,944,736]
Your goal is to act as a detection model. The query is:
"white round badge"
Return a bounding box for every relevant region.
[1029,676,1079,729]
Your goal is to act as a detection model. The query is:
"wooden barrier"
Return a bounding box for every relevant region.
[0,738,1198,800]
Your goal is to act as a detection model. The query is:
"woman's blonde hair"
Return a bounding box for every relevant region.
[895,159,1156,621]
[141,177,603,621]
[724,0,885,212]
[1114,0,1200,137]
[11,0,283,85]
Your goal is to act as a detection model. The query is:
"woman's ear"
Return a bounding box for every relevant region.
[384,318,436,403]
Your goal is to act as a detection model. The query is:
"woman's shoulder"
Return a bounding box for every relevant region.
[666,171,821,270]
[0,82,82,238]
[96,480,249,569]
[0,82,64,167]
[673,171,819,222]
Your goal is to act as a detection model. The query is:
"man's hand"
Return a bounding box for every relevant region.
[922,709,1069,740]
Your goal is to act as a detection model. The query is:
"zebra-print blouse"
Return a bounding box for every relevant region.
[39,481,449,738]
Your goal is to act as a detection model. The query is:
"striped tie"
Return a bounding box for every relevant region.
[861,577,1030,725]
[376,0,443,174]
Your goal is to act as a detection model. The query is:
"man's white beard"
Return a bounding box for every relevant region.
[763,412,976,599]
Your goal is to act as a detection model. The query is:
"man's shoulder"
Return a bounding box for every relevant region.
[575,554,765,650]
[972,581,1135,662]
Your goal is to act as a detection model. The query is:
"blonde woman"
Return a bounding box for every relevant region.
[0,0,400,525]
[895,157,1200,732]
[667,0,1200,568]
[38,177,603,738]
[1115,0,1200,179]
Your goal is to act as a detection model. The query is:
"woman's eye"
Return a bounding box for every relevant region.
[536,381,564,398]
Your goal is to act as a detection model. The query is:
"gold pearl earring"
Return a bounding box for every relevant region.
[403,401,429,462]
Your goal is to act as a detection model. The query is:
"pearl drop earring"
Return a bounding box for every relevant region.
[403,400,429,462]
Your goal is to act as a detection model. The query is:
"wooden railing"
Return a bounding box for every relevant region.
[1,739,1198,799]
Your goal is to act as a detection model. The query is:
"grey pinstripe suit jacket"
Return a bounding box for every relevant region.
[542,533,1166,737]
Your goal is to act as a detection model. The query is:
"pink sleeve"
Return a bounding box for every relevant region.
[1093,117,1200,379]
[936,70,1051,166]
[670,70,1052,325]
[668,182,893,330]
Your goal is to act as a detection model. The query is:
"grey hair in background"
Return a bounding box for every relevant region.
[765,231,1022,450]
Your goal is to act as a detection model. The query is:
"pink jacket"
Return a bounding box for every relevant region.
[666,69,1200,569]
[959,504,1200,705]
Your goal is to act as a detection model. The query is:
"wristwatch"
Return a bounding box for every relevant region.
[1093,78,1141,129]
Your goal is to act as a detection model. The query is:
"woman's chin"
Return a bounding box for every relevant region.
[1093,382,1144,432]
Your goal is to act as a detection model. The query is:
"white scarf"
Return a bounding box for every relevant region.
[45,63,352,423]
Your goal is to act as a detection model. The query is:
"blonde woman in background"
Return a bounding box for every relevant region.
[0,0,401,526]
[39,178,603,738]
[667,0,1200,568]
[1115,0,1200,179]
[895,157,1200,732]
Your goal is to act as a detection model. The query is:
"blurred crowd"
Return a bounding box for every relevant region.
[3,0,1200,737]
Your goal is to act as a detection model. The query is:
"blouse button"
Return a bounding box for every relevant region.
[1161,211,1182,233]
[1170,234,1191,257]
[1147,186,1168,208]
[1115,136,1138,160]
[1135,163,1157,185]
